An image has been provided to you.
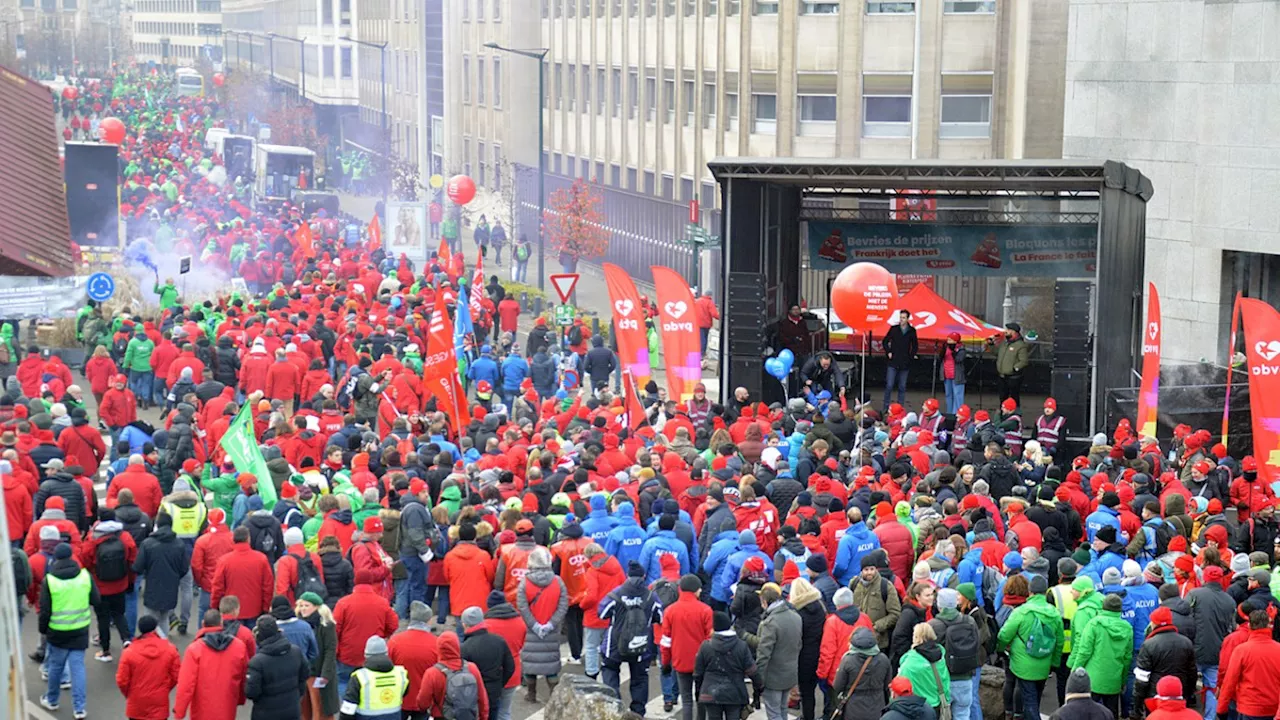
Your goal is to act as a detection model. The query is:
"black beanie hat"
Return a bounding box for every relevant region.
[713,611,731,632]
[679,574,702,592]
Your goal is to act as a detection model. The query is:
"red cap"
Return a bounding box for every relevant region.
[889,677,914,697]
[1211,443,1227,459]
[1203,565,1224,584]
[1206,523,1227,545]
[182,458,200,474]
[1243,455,1259,472]
[1001,398,1017,413]
[960,495,980,511]
[1044,398,1056,411]
[922,398,939,414]
[1149,606,1173,627]
[280,482,298,499]
[208,508,226,525]
[1174,555,1195,575]
[1156,676,1183,700]
[46,496,65,510]
[363,517,384,534]
[1167,535,1187,553]
[476,380,492,394]
[974,410,990,422]
[1193,460,1213,476]
[238,472,258,490]
[408,478,427,496]
[947,332,961,343]
[1073,457,1090,470]
[743,556,766,574]
[516,519,535,534]
[782,560,800,584]
[956,405,971,421]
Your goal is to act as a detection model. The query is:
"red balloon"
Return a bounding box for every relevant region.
[446,175,476,205]
[99,116,126,145]
[212,73,225,87]
[61,86,78,100]
[830,262,898,334]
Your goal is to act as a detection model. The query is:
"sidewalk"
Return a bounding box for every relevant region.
[336,190,721,395]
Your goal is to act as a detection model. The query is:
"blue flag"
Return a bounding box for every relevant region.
[455,286,476,376]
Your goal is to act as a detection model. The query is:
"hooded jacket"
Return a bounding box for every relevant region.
[443,540,495,616]
[997,594,1065,681]
[693,630,761,708]
[1185,579,1236,666]
[332,584,399,667]
[831,646,893,720]
[38,555,101,649]
[834,521,882,586]
[211,542,275,620]
[33,472,87,528]
[245,628,310,720]
[174,627,250,720]
[603,504,646,571]
[115,630,182,720]
[581,553,626,629]
[898,640,951,709]
[872,512,915,582]
[817,604,875,684]
[581,495,619,544]
[418,633,491,720]
[484,601,527,688]
[660,589,712,673]
[713,539,773,603]
[1068,607,1133,694]
[133,525,191,612]
[1216,627,1280,717]
[756,599,803,690]
[516,563,569,677]
[1133,623,1198,712]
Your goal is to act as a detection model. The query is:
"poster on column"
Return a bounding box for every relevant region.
[807,221,1099,277]
[386,202,429,266]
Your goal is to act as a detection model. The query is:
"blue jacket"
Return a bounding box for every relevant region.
[118,425,153,457]
[529,353,558,395]
[581,500,619,545]
[1080,548,1126,585]
[833,521,881,585]
[500,356,530,391]
[645,510,693,532]
[702,531,741,593]
[1084,506,1122,544]
[956,548,993,604]
[277,616,318,664]
[428,434,460,463]
[787,431,806,470]
[604,506,647,571]
[467,353,501,388]
[1102,581,1159,651]
[638,530,691,583]
[713,542,773,603]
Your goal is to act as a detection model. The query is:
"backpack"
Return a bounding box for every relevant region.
[939,616,981,676]
[515,243,529,262]
[336,369,359,410]
[1023,613,1056,659]
[424,522,446,560]
[436,662,480,720]
[291,552,328,602]
[614,595,652,661]
[112,335,129,360]
[95,534,128,582]
[568,324,583,346]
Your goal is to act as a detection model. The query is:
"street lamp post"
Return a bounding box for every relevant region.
[343,36,388,209]
[485,42,549,293]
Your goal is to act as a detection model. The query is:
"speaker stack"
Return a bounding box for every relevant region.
[1051,280,1093,433]
[64,142,121,250]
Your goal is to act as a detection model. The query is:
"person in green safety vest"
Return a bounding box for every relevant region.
[338,635,409,720]
[1047,560,1080,708]
[154,276,179,311]
[161,476,208,545]
[38,542,100,717]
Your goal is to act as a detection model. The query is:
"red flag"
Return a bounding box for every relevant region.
[422,291,456,382]
[1240,297,1280,484]
[621,369,647,431]
[436,236,450,266]
[1224,292,1242,443]
[604,263,652,389]
[367,215,383,254]
[295,222,314,260]
[1136,283,1161,441]
[470,249,485,319]
[651,266,702,402]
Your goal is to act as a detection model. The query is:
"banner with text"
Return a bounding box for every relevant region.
[0,276,90,320]
[807,222,1098,277]
[603,263,653,389]
[1241,297,1280,486]
[651,266,702,403]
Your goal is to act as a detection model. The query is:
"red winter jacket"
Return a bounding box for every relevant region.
[99,385,137,429]
[274,546,326,605]
[1217,627,1280,717]
[873,516,916,582]
[349,538,394,601]
[443,541,496,617]
[210,543,274,620]
[191,523,234,591]
[483,612,527,688]
[149,342,180,383]
[416,633,490,720]
[238,351,272,394]
[659,591,713,672]
[58,422,106,477]
[115,631,181,720]
[333,584,399,667]
[580,554,626,629]
[817,606,875,684]
[387,627,439,712]
[173,627,250,720]
[107,466,164,517]
[84,356,118,395]
[80,528,138,595]
[4,475,32,542]
[168,351,206,386]
[265,361,300,401]
[299,369,331,404]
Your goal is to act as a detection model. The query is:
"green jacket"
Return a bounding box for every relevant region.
[123,336,155,373]
[996,595,1064,681]
[995,337,1031,376]
[0,324,17,365]
[898,643,951,708]
[1066,590,1103,668]
[203,472,242,515]
[155,282,179,310]
[1067,609,1133,695]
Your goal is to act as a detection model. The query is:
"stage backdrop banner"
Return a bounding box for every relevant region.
[807,221,1098,277]
[1240,297,1280,486]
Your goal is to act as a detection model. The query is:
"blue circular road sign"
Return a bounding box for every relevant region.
[86,272,115,302]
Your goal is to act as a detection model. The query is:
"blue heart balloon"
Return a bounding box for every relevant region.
[765,357,787,381]
[776,349,794,375]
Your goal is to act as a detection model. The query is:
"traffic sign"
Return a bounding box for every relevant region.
[179,256,192,274]
[86,272,115,302]
[549,273,580,304]
[554,304,575,326]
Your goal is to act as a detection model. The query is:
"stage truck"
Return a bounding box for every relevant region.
[254,143,317,206]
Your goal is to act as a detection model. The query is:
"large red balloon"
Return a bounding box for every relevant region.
[62,86,78,100]
[830,262,898,334]
[99,116,126,145]
[446,175,476,205]
[212,73,225,87]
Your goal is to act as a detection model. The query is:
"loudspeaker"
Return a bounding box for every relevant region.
[224,137,254,183]
[1051,367,1090,434]
[726,271,767,355]
[64,142,120,249]
[1054,280,1092,367]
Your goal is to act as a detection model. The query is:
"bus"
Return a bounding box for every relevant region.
[254,144,317,205]
[175,68,205,97]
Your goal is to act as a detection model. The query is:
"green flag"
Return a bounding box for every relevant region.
[219,403,277,509]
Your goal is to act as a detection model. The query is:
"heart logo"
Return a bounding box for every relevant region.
[1148,322,1159,340]
[1257,340,1280,362]
[614,299,634,317]
[665,301,688,319]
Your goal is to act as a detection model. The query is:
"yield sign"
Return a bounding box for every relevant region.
[549,273,580,304]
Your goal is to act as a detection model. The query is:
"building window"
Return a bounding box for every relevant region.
[340,0,350,25]
[628,68,638,118]
[493,144,503,190]
[664,0,674,16]
[645,0,656,16]
[702,82,717,128]
[863,95,912,137]
[798,94,837,135]
[944,0,994,12]
[477,0,484,19]
[628,0,638,16]
[613,69,623,117]
[725,92,739,130]
[704,0,717,14]
[463,56,471,102]
[581,65,591,114]
[752,93,776,133]
[644,171,655,195]
[645,73,656,120]
[866,1,914,12]
[478,141,487,186]
[596,68,606,114]
[463,138,471,177]
[494,0,502,18]
[753,0,777,13]
[555,63,563,109]
[322,0,332,24]
[542,0,548,17]
[661,174,674,200]
[663,78,675,123]
[800,0,837,13]
[323,46,335,77]
[683,80,696,126]
[493,58,502,108]
[940,94,991,137]
[341,47,352,78]
[463,0,469,19]
[477,57,486,104]
[683,0,695,15]
[568,65,576,110]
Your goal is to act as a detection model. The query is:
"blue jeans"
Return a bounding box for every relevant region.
[700,327,710,355]
[1200,663,1219,719]
[129,371,153,404]
[944,379,965,415]
[124,588,137,637]
[497,686,516,720]
[970,673,983,720]
[583,626,605,677]
[153,379,167,407]
[399,553,428,618]
[884,366,908,409]
[337,661,356,698]
[425,584,450,622]
[45,645,86,712]
[1018,677,1045,720]
[197,588,211,623]
[951,676,974,720]
[661,666,677,702]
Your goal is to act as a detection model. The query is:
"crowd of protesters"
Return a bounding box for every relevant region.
[8,66,1280,720]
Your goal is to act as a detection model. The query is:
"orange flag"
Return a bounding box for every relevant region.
[436,236,450,265]
[295,222,314,259]
[622,369,648,431]
[368,215,383,254]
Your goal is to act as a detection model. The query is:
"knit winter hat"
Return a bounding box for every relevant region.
[409,601,432,625]
[937,588,959,610]
[283,527,304,547]
[1156,676,1183,700]
[364,636,388,657]
[1103,593,1124,612]
[299,592,324,606]
[1065,668,1092,695]
[460,606,485,629]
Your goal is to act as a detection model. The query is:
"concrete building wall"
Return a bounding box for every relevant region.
[1062,0,1280,363]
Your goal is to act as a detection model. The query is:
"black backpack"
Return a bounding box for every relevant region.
[291,552,328,602]
[95,534,129,582]
[568,325,583,346]
[614,594,652,661]
[437,663,480,720]
[939,615,981,676]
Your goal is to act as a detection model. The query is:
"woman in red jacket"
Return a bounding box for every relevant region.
[416,633,490,720]
[83,346,118,407]
[579,544,625,679]
[115,615,181,720]
[299,359,331,406]
[99,374,137,432]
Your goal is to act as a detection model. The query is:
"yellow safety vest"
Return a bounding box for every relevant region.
[165,501,207,539]
[47,570,92,632]
[354,666,409,716]
[1050,584,1078,653]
